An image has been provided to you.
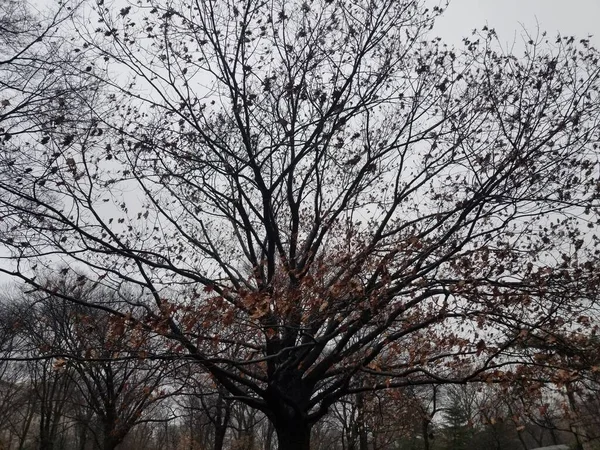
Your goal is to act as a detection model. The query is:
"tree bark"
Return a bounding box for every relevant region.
[274,418,312,450]
[103,435,120,450]
[356,393,368,450]
[102,422,123,450]
[214,426,226,450]
[38,438,54,450]
[212,391,230,450]
[422,418,431,450]
[266,370,315,450]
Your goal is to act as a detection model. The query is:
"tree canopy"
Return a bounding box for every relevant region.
[1,0,600,448]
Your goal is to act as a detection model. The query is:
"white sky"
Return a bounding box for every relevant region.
[434,0,600,47]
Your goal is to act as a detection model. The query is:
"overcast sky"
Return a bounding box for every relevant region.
[434,0,600,47]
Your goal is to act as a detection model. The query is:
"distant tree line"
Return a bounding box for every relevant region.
[1,277,600,449]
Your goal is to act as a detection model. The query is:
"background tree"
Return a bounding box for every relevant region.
[22,280,175,450]
[440,386,477,450]
[0,298,76,450]
[0,0,88,142]
[1,0,600,449]
[0,298,34,450]
[176,376,234,450]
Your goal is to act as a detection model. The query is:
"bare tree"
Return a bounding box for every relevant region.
[0,0,86,137]
[1,0,600,449]
[20,281,175,450]
[0,298,33,450]
[4,298,76,450]
[174,371,234,450]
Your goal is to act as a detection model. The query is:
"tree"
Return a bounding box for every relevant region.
[0,0,85,139]
[0,298,34,450]
[441,386,477,450]
[0,0,98,265]
[329,387,438,450]
[19,280,175,450]
[6,298,77,450]
[1,0,600,449]
[176,375,234,450]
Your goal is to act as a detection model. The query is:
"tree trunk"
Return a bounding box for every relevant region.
[213,390,231,450]
[214,426,226,450]
[103,436,120,450]
[356,393,368,450]
[102,423,123,450]
[39,437,54,450]
[422,418,431,450]
[274,418,312,450]
[267,371,315,450]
